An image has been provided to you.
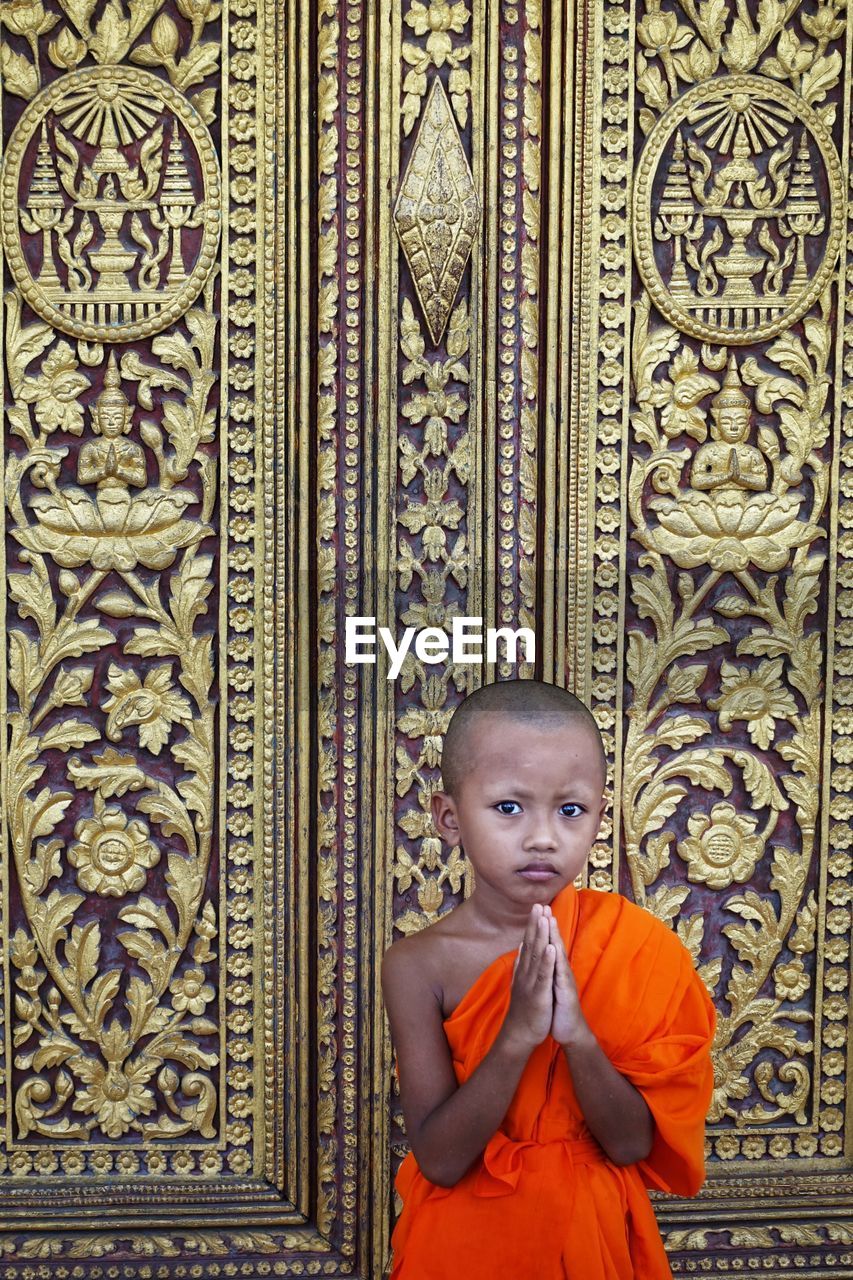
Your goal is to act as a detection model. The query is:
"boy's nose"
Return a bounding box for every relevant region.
[523,817,558,850]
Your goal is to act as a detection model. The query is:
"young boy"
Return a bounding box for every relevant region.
[382,680,715,1279]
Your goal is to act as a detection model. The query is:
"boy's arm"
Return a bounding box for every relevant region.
[560,1033,654,1166]
[382,907,556,1188]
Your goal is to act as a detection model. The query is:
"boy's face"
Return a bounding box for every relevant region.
[431,714,607,901]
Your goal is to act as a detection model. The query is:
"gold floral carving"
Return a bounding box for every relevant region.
[393,296,470,936]
[3,0,853,1268]
[401,0,472,136]
[394,75,480,344]
[67,795,161,896]
[677,801,765,889]
[608,0,851,1191]
[625,287,829,1136]
[4,269,219,1150]
[315,0,342,1238]
[0,0,260,1248]
[493,0,540,678]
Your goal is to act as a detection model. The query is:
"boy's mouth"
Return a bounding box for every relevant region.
[516,861,557,879]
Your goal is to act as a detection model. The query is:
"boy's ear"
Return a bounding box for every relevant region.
[431,790,461,845]
[595,789,609,834]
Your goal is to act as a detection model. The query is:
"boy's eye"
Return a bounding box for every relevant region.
[495,801,522,815]
[560,803,584,818]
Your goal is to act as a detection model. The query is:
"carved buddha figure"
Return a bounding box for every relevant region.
[78,353,147,492]
[689,356,768,495]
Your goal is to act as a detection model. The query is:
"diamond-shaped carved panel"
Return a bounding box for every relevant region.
[394,76,480,344]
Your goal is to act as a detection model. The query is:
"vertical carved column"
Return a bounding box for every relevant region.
[378,0,553,1255]
[314,0,370,1255]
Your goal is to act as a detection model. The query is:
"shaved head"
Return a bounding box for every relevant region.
[440,680,606,796]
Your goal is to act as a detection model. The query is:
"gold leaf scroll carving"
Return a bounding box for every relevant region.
[0,0,229,1177]
[4,274,220,1150]
[625,284,830,1139]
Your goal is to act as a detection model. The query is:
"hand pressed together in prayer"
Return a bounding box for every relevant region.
[506,899,655,1167]
[506,902,585,1050]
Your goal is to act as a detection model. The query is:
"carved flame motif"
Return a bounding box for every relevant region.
[394,75,480,344]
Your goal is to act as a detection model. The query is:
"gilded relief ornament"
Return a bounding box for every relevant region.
[633,74,843,342]
[641,353,819,575]
[624,284,833,1135]
[12,351,209,572]
[4,271,220,1150]
[677,802,765,890]
[0,66,220,341]
[68,794,161,897]
[394,76,480,344]
[401,0,472,134]
[103,661,193,753]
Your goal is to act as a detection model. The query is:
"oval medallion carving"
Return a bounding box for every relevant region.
[0,66,221,342]
[633,73,844,344]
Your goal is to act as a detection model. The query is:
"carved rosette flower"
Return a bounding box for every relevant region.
[103,662,193,755]
[709,658,798,750]
[649,489,813,572]
[677,802,765,889]
[73,1022,157,1138]
[68,803,161,897]
[405,0,469,62]
[169,966,215,1015]
[401,374,466,457]
[774,958,810,1002]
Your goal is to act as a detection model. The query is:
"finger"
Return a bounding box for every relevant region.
[520,918,548,984]
[546,919,566,970]
[521,904,542,953]
[548,915,565,956]
[554,939,577,989]
[517,914,535,972]
[532,913,548,947]
[534,943,555,983]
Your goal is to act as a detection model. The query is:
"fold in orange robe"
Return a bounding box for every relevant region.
[389,883,716,1279]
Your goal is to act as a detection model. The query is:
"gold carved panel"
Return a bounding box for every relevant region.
[0,0,851,1276]
[568,0,853,1271]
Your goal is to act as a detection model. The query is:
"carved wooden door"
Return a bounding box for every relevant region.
[0,0,851,1276]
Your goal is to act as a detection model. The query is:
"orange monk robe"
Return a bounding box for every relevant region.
[389,883,716,1280]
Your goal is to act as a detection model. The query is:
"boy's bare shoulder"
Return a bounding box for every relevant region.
[382,908,460,996]
[383,901,510,1021]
